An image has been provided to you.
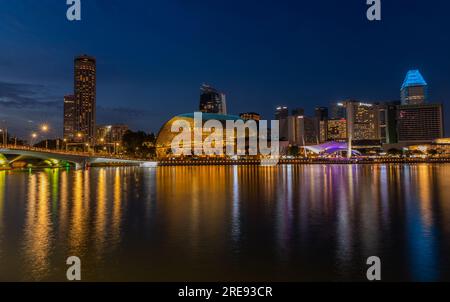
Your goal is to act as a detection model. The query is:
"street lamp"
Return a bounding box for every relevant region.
[30,133,38,148]
[40,124,50,149]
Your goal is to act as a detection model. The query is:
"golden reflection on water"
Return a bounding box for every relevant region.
[95,169,107,258]
[1,164,450,281]
[0,171,5,258]
[111,168,122,247]
[23,172,52,280]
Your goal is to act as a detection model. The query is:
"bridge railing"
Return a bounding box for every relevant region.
[0,144,151,161]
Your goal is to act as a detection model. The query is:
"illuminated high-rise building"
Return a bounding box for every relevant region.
[74,55,96,142]
[199,84,227,114]
[397,103,444,142]
[275,106,289,141]
[327,119,347,142]
[288,114,317,146]
[96,124,129,143]
[400,69,427,105]
[63,95,76,140]
[377,101,400,144]
[343,100,380,142]
[315,107,329,143]
[329,102,346,119]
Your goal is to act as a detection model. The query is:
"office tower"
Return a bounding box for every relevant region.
[74,55,96,142]
[315,107,329,143]
[344,100,380,142]
[199,84,227,114]
[315,107,328,121]
[327,119,348,142]
[275,106,289,141]
[378,101,400,144]
[329,102,346,119]
[239,112,261,121]
[288,114,318,146]
[397,103,444,142]
[96,124,129,143]
[401,69,427,105]
[63,95,76,140]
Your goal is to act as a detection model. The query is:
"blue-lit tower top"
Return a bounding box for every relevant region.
[400,70,428,105]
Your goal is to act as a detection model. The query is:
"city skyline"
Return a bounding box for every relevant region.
[1,1,450,138]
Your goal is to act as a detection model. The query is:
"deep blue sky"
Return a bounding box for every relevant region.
[1,0,449,137]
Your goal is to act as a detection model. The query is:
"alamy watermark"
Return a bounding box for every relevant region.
[67,1,381,22]
[367,0,381,21]
[66,0,81,21]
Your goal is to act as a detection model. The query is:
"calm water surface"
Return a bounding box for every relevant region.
[0,164,450,281]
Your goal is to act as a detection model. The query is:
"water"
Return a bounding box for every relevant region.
[0,164,450,281]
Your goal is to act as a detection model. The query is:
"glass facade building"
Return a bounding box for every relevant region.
[63,95,76,140]
[397,104,444,142]
[74,55,96,142]
[199,84,227,115]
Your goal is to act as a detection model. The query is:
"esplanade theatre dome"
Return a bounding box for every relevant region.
[156,113,258,159]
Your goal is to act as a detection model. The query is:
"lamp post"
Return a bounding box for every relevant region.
[31,132,38,147]
[41,124,49,149]
[0,128,8,147]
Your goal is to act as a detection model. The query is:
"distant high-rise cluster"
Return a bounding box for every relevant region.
[199,84,227,115]
[64,55,96,143]
[275,69,444,151]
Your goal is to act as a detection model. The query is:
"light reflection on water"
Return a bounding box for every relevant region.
[0,164,449,281]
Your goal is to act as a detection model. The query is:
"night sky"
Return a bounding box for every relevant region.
[1,0,450,137]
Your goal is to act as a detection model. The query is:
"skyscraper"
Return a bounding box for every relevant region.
[75,55,96,142]
[400,69,427,105]
[315,107,328,143]
[329,102,346,119]
[344,100,380,142]
[96,124,129,143]
[327,119,347,142]
[397,103,444,142]
[199,84,227,114]
[63,95,76,140]
[288,115,317,146]
[377,101,400,144]
[275,106,289,141]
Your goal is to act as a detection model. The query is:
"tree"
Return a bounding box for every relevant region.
[287,145,300,157]
[121,130,156,159]
[387,148,402,157]
[427,149,438,157]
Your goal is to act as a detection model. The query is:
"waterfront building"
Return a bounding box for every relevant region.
[327,118,347,142]
[239,112,261,121]
[275,106,289,141]
[304,141,361,157]
[377,101,400,144]
[63,95,76,140]
[199,84,227,114]
[74,55,96,142]
[288,114,317,146]
[400,69,427,105]
[329,102,346,119]
[343,100,380,143]
[397,103,444,143]
[96,124,129,144]
[315,107,329,143]
[156,113,259,159]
